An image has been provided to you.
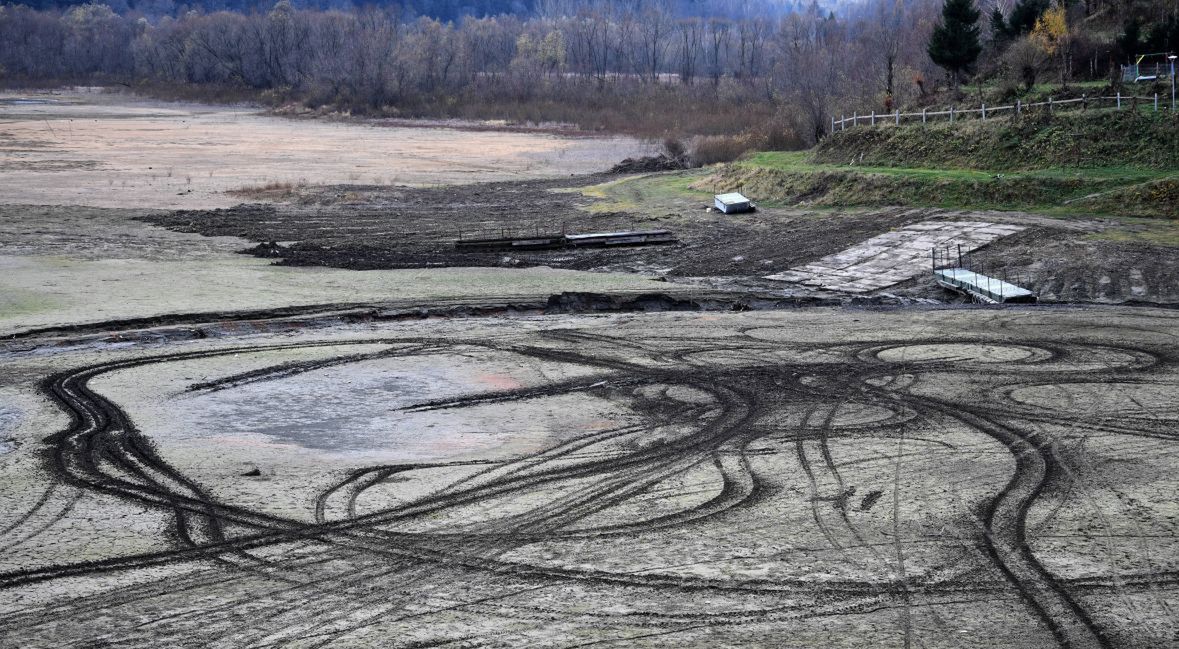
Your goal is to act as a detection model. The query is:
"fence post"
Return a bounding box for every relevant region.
[1048,96,1053,113]
[841,114,846,131]
[1016,99,1021,116]
[871,111,876,125]
[1117,92,1121,110]
[895,109,900,125]
[981,103,986,120]
[831,116,835,134]
[922,108,927,123]
[1082,94,1087,111]
[950,106,955,123]
[853,111,857,126]
[1155,94,1159,111]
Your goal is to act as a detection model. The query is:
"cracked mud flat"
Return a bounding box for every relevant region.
[1,306,1178,648]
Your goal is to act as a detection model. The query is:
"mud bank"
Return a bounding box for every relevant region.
[1,307,1177,647]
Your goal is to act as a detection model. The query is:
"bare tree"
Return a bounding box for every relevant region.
[676,17,703,84]
[706,18,732,86]
[637,2,672,82]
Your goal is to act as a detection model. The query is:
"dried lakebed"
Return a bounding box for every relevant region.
[1,306,1177,648]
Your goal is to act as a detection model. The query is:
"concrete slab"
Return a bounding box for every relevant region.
[765,220,1025,293]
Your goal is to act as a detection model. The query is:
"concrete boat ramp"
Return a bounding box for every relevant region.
[766,220,1025,293]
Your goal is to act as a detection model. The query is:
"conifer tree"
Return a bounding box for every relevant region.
[928,0,982,90]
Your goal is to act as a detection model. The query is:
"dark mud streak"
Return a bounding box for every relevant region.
[1,329,1172,646]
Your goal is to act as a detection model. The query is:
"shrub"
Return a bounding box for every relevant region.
[689,134,756,166]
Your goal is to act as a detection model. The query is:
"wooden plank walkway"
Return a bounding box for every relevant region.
[455,230,676,252]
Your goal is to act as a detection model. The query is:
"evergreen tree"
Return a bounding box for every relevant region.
[928,0,982,89]
[990,7,1010,47]
[1007,0,1049,36]
[1145,15,1179,54]
[1116,18,1141,59]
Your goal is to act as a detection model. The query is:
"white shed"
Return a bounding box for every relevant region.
[714,192,753,214]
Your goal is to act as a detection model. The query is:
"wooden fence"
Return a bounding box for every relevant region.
[831,92,1176,132]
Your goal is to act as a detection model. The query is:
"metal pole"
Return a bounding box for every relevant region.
[950,106,955,123]
[957,244,963,269]
[1165,57,1177,109]
[1082,93,1087,111]
[853,111,857,126]
[895,109,900,125]
[871,111,876,126]
[922,108,927,123]
[1048,96,1053,113]
[1117,91,1121,110]
[982,103,987,120]
[1016,99,1021,116]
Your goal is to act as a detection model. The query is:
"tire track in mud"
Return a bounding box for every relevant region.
[890,386,1115,649]
[0,339,891,604]
[1,328,1173,647]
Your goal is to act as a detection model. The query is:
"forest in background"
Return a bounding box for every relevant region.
[1,0,1176,153]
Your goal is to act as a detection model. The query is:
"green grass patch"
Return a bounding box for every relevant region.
[577,172,711,213]
[692,153,1176,218]
[576,110,1177,226]
[815,111,1179,171]
[739,151,1163,184]
[1086,216,1179,247]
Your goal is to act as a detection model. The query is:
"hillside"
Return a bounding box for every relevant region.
[812,111,1179,171]
[693,112,1179,220]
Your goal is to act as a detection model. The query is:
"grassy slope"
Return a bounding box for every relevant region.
[811,111,1179,170]
[576,111,1179,251]
[698,151,1177,217]
[688,111,1179,221]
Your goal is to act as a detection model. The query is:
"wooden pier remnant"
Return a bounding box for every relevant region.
[455,229,677,252]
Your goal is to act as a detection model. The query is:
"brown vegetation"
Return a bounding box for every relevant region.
[0,0,1174,142]
[0,0,945,144]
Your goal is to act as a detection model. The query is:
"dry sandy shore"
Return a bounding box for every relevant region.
[0,90,650,209]
[0,93,666,334]
[1,307,1177,647]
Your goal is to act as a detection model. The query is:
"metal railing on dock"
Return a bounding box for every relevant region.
[931,244,1037,304]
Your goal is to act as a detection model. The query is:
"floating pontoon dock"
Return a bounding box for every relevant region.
[934,268,1037,304]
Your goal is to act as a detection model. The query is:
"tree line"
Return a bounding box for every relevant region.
[1,0,1174,146]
